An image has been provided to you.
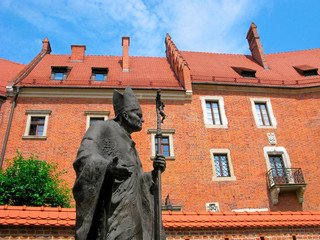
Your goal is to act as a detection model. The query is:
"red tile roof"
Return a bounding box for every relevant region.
[1,205,320,228]
[181,49,320,88]
[17,54,183,90]
[0,58,25,96]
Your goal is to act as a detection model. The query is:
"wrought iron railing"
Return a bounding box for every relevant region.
[266,168,306,189]
[191,74,320,88]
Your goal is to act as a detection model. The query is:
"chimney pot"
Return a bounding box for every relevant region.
[42,37,51,54]
[71,45,86,62]
[122,37,130,72]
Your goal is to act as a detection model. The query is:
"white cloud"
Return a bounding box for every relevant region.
[155,0,264,54]
[0,0,267,61]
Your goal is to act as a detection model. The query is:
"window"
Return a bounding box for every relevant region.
[29,117,45,136]
[214,154,230,177]
[23,110,51,139]
[232,67,256,78]
[250,98,277,128]
[85,111,110,130]
[200,96,228,128]
[206,102,221,125]
[255,102,270,126]
[210,149,236,181]
[51,67,69,80]
[294,65,319,77]
[155,136,170,157]
[263,146,292,187]
[268,154,288,183]
[89,117,105,126]
[148,129,175,160]
[91,68,108,81]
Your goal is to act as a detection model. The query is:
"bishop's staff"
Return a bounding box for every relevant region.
[154,89,166,240]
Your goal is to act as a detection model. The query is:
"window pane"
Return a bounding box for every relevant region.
[261,107,270,126]
[220,155,230,176]
[213,107,221,125]
[162,138,169,143]
[214,156,222,177]
[95,73,105,81]
[29,125,37,135]
[37,125,44,136]
[255,104,263,125]
[54,72,64,80]
[31,117,45,124]
[90,117,105,126]
[206,103,213,124]
[163,145,170,157]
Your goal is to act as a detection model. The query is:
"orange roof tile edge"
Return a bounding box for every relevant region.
[1,205,320,228]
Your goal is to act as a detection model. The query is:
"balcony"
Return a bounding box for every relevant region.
[266,168,307,205]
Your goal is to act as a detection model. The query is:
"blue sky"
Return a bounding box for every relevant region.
[0,0,319,64]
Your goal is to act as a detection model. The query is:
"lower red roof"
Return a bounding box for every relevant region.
[1,205,320,228]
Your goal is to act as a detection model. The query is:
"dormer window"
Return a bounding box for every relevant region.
[91,68,108,81]
[232,67,256,78]
[51,67,69,80]
[294,65,319,77]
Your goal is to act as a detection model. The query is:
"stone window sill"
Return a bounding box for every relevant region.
[22,136,47,140]
[212,176,237,181]
[150,156,176,161]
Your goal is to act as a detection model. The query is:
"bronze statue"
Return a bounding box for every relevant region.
[72,86,166,240]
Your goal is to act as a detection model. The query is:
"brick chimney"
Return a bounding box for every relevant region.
[122,37,130,72]
[71,45,86,62]
[42,37,51,54]
[246,22,268,69]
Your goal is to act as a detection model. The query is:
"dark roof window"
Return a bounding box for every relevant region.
[91,68,108,81]
[232,67,256,78]
[51,66,69,80]
[294,65,318,77]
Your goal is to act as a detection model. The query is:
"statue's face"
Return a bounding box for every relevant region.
[123,108,144,132]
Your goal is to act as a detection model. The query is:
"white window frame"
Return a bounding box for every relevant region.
[210,149,236,181]
[250,98,277,128]
[200,96,228,128]
[85,111,110,130]
[23,110,51,139]
[148,129,175,160]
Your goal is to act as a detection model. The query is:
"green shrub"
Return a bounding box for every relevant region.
[0,151,72,207]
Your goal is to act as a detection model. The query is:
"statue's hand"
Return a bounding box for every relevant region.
[153,154,166,173]
[108,160,132,181]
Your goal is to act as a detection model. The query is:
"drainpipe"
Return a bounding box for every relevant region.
[0,86,20,168]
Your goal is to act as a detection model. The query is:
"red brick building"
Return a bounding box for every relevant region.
[1,23,320,239]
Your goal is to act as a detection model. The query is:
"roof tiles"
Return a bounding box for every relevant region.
[0,58,25,95]
[18,54,183,90]
[1,205,320,228]
[181,49,320,88]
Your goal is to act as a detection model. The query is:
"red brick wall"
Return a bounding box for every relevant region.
[1,86,320,212]
[165,226,320,239]
[1,225,320,240]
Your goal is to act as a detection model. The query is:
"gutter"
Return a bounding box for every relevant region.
[0,86,20,168]
[192,81,320,90]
